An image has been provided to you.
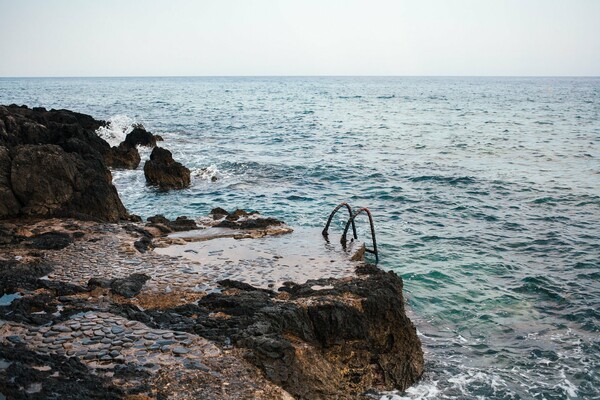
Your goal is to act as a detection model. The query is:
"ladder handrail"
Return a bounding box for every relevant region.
[340,207,379,263]
[322,202,358,240]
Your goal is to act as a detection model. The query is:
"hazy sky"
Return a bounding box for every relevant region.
[1,0,599,77]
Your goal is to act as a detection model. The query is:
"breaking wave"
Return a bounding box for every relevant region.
[95,115,136,147]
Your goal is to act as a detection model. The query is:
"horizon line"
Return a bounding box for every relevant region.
[1,74,599,79]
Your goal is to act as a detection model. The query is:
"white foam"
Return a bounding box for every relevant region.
[380,381,441,400]
[96,115,136,147]
[192,164,221,182]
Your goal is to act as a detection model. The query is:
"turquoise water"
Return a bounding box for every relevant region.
[1,77,599,399]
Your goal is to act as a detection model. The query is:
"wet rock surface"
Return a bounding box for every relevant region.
[143,147,191,190]
[0,216,423,399]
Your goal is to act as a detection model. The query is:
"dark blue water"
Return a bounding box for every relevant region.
[1,77,599,399]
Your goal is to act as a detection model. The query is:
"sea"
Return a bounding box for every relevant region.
[1,76,598,399]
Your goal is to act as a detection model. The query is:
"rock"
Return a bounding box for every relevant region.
[27,232,73,250]
[143,147,190,190]
[0,105,129,221]
[199,268,423,398]
[110,273,150,298]
[106,142,140,169]
[87,277,113,288]
[146,214,197,233]
[123,125,157,148]
[216,216,284,230]
[210,207,229,219]
[0,345,127,399]
[9,144,127,221]
[134,236,153,253]
[172,347,189,355]
[170,216,197,231]
[0,146,20,218]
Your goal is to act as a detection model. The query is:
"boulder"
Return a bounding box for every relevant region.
[123,125,158,148]
[10,144,127,221]
[106,142,141,169]
[27,232,73,250]
[143,147,190,190]
[110,273,150,298]
[0,106,129,221]
[146,214,198,232]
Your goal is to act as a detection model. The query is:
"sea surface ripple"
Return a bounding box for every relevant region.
[1,76,599,399]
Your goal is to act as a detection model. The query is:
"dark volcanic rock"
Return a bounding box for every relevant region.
[171,216,198,231]
[10,144,127,221]
[210,207,229,219]
[0,146,20,217]
[124,125,158,148]
[110,267,424,399]
[0,105,129,221]
[27,231,73,250]
[106,141,141,169]
[88,273,150,298]
[143,147,190,190]
[110,273,150,298]
[146,214,198,232]
[0,344,128,399]
[0,258,53,295]
[134,236,153,253]
[216,216,284,230]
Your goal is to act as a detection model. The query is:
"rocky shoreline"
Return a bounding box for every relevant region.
[0,106,423,399]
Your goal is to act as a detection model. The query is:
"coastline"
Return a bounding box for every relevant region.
[0,105,423,399]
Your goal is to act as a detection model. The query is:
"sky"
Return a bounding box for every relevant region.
[1,0,599,77]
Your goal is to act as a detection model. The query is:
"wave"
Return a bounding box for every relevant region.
[95,115,136,146]
[409,175,476,185]
[191,164,221,182]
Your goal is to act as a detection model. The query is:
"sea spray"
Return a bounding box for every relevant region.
[96,115,136,146]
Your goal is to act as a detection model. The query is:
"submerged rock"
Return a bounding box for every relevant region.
[143,147,191,190]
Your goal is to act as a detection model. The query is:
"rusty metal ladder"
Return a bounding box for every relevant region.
[322,202,379,263]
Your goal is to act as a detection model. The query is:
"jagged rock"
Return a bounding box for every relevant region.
[27,232,73,250]
[110,273,150,298]
[9,144,127,221]
[112,267,423,399]
[87,273,150,298]
[0,105,129,221]
[0,258,53,295]
[0,105,110,160]
[106,142,141,169]
[210,207,229,219]
[134,236,153,253]
[216,216,284,230]
[146,214,198,233]
[0,345,127,399]
[0,146,20,217]
[143,147,190,190]
[171,216,197,231]
[123,125,157,148]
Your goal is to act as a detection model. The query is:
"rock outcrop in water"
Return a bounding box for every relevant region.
[0,105,128,221]
[143,146,191,190]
